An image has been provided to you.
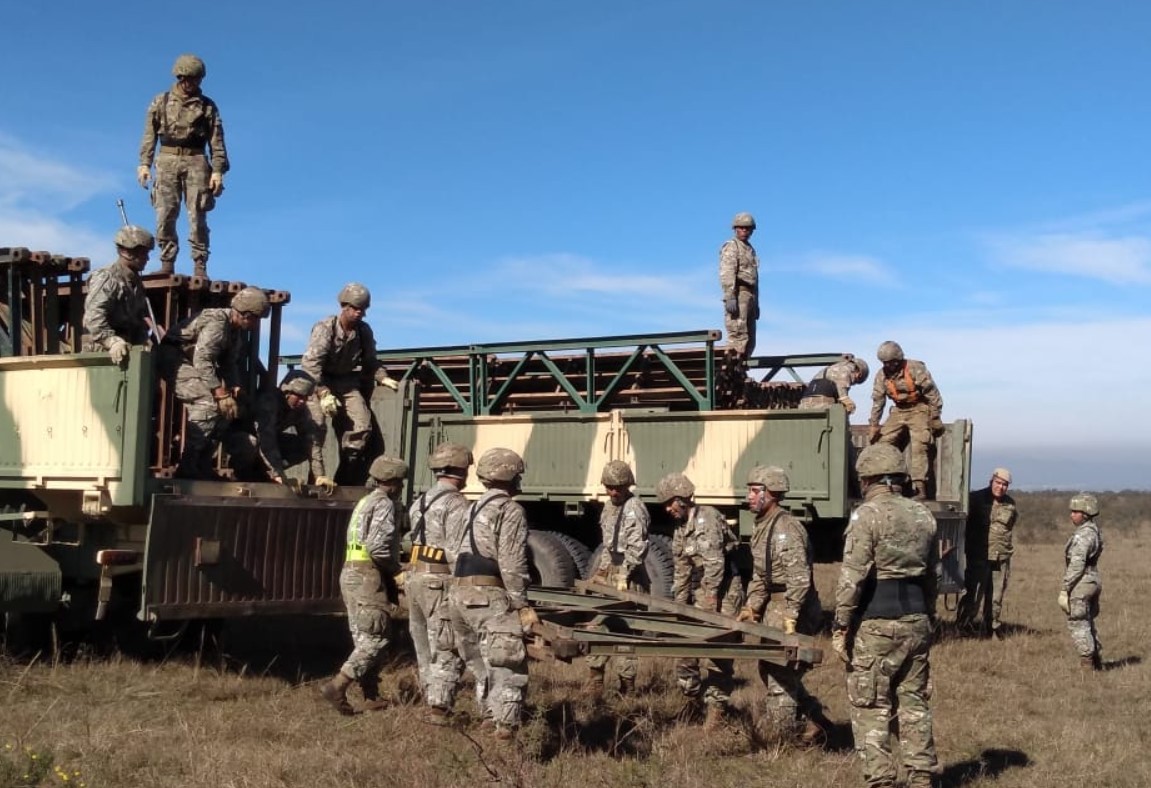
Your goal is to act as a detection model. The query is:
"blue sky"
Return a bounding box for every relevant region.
[2,2,1149,488]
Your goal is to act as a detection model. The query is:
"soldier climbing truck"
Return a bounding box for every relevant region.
[0,245,972,649]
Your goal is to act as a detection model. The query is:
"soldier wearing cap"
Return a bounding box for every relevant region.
[718,212,760,358]
[83,226,155,364]
[321,455,409,714]
[798,354,870,414]
[1060,493,1104,671]
[957,468,1018,637]
[157,287,269,479]
[137,54,228,277]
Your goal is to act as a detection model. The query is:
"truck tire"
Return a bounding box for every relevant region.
[527,530,578,588]
[543,532,592,580]
[586,534,675,598]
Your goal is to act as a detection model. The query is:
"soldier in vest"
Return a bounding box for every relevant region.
[446,448,533,740]
[798,355,869,414]
[718,212,760,358]
[83,226,155,364]
[957,468,1017,637]
[320,456,409,715]
[1059,493,1104,671]
[867,341,945,500]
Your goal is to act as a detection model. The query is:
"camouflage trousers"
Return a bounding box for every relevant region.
[1067,583,1102,659]
[724,289,758,358]
[758,597,823,730]
[586,562,649,681]
[448,585,527,727]
[846,615,937,787]
[152,152,213,274]
[957,558,1010,633]
[409,570,489,712]
[158,345,231,477]
[338,563,394,682]
[878,402,933,483]
[307,376,373,455]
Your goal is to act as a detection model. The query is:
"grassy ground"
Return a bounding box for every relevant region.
[2,525,1148,787]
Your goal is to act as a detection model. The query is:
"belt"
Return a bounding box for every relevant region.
[737,279,758,290]
[345,560,377,568]
[454,575,504,588]
[862,577,928,619]
[159,145,206,156]
[894,400,924,409]
[410,560,450,574]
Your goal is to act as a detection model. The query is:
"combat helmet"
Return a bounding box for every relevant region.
[654,473,695,503]
[876,341,905,363]
[601,460,635,487]
[855,444,907,477]
[1069,492,1099,517]
[172,54,206,79]
[477,448,525,482]
[115,225,155,251]
[338,283,371,310]
[849,356,870,383]
[732,212,757,229]
[428,442,474,472]
[748,465,789,493]
[231,287,270,317]
[279,371,316,398]
[369,455,408,483]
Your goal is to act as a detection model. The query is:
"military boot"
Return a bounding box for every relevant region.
[320,673,355,716]
[799,718,826,747]
[359,676,389,711]
[702,703,727,732]
[192,260,208,279]
[1081,654,1101,671]
[912,481,928,501]
[618,675,636,696]
[155,260,175,276]
[905,770,936,788]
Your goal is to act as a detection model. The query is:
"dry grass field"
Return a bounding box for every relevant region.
[2,495,1149,788]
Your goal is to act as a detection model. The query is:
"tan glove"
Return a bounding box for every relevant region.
[736,606,757,623]
[319,391,339,417]
[108,337,131,365]
[831,628,851,664]
[136,165,151,188]
[614,573,629,592]
[281,477,303,495]
[782,618,797,635]
[393,571,406,590]
[215,392,239,421]
[518,606,540,630]
[930,416,946,437]
[208,172,224,196]
[315,475,337,495]
[868,425,881,444]
[375,370,400,391]
[839,395,856,415]
[1057,590,1070,614]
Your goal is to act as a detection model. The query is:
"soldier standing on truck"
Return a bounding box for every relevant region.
[137,54,228,277]
[868,341,945,500]
[658,472,743,731]
[832,443,940,788]
[446,448,534,740]
[957,468,1017,638]
[1060,493,1104,671]
[798,354,869,414]
[82,226,154,364]
[321,456,409,715]
[736,466,826,745]
[585,460,651,698]
[718,212,760,359]
[300,283,399,485]
[157,287,269,479]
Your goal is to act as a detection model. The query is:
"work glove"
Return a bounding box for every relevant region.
[282,477,303,495]
[375,370,400,391]
[614,574,630,592]
[215,393,239,421]
[1057,590,1070,614]
[208,172,224,196]
[518,606,540,630]
[723,294,739,317]
[736,606,757,623]
[831,628,851,664]
[782,618,797,635]
[868,425,881,444]
[136,165,151,189]
[393,571,406,590]
[839,395,856,415]
[930,416,946,437]
[319,391,339,417]
[108,337,131,365]
[315,475,337,495]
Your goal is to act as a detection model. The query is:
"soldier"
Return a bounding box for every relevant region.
[299,283,398,484]
[718,212,760,358]
[798,354,870,414]
[736,466,825,745]
[956,468,1017,637]
[868,341,944,500]
[1060,493,1103,671]
[657,472,743,730]
[137,54,228,277]
[320,456,409,715]
[407,443,483,723]
[446,448,533,740]
[832,444,940,788]
[585,460,650,697]
[157,287,269,479]
[83,226,154,363]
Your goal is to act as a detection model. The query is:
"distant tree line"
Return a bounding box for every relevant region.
[1011,491,1151,543]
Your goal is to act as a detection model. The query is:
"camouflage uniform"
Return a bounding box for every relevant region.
[799,359,857,411]
[1063,518,1103,661]
[718,235,759,357]
[957,485,1017,634]
[138,85,228,275]
[869,360,944,485]
[300,316,384,457]
[745,507,823,731]
[447,489,531,728]
[835,485,940,788]
[672,504,743,707]
[587,494,651,681]
[82,259,150,351]
[223,383,326,482]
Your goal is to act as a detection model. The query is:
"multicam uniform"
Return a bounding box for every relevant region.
[718,236,759,357]
[958,486,1018,634]
[835,485,940,788]
[447,489,531,728]
[869,360,944,485]
[138,86,228,275]
[587,494,651,681]
[745,506,823,730]
[300,316,384,457]
[82,260,150,351]
[1063,518,1103,661]
[799,359,857,411]
[223,384,326,482]
[672,504,743,707]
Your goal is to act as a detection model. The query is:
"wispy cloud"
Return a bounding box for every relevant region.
[799,252,899,286]
[989,232,1151,285]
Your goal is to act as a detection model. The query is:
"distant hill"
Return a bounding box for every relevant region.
[1006,490,1151,543]
[971,444,1150,492]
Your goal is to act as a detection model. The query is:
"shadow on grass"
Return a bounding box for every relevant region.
[939,748,1031,787]
[1103,655,1142,672]
[938,621,1045,642]
[527,698,661,760]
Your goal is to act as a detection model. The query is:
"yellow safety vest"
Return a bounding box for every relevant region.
[345,495,373,562]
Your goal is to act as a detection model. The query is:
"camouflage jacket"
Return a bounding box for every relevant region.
[164,308,244,391]
[408,480,468,561]
[745,506,818,622]
[347,489,404,575]
[82,260,150,349]
[449,489,530,609]
[139,86,229,173]
[718,237,759,297]
[1063,520,1103,594]
[869,359,944,425]
[250,389,325,480]
[299,316,382,389]
[834,486,940,628]
[595,494,650,576]
[811,359,858,400]
[967,486,1018,562]
[672,504,739,610]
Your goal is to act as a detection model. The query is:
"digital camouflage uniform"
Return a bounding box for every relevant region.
[799,358,858,411]
[223,383,326,482]
[672,504,744,707]
[587,494,651,681]
[82,260,150,351]
[835,485,940,788]
[139,85,228,275]
[957,485,1017,634]
[1063,518,1103,661]
[447,489,531,728]
[745,506,823,731]
[300,316,384,457]
[869,360,944,485]
[718,236,759,357]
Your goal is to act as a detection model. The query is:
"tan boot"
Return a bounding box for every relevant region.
[799,718,825,747]
[192,261,208,278]
[702,703,726,732]
[912,482,928,501]
[1081,655,1100,671]
[359,678,390,712]
[906,771,936,788]
[320,673,355,716]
